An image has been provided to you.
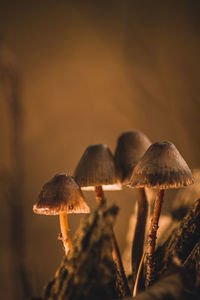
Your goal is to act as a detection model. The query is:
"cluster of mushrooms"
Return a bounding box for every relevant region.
[33,130,194,296]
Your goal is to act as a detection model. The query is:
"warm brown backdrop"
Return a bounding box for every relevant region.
[0,1,200,299]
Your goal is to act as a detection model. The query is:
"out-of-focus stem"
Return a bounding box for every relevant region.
[132,188,148,286]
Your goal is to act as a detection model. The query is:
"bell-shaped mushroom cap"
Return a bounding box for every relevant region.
[128,141,194,189]
[74,144,121,191]
[33,174,90,215]
[114,130,151,183]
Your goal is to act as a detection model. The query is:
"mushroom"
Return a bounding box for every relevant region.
[114,130,151,285]
[74,144,130,296]
[74,144,121,203]
[33,173,90,255]
[128,141,194,287]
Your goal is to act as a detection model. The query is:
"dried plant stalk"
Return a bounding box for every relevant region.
[0,38,31,299]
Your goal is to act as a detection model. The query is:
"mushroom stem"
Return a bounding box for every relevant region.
[95,185,105,205]
[146,189,164,288]
[95,185,131,296]
[132,188,148,286]
[59,211,71,255]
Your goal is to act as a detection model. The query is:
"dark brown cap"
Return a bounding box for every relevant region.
[128,141,194,189]
[114,131,151,183]
[33,174,90,215]
[74,144,121,190]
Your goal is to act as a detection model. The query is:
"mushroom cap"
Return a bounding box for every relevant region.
[128,141,194,189]
[114,130,151,184]
[74,144,121,191]
[33,173,90,215]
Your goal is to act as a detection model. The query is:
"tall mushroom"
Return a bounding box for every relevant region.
[33,173,90,255]
[128,141,194,287]
[114,131,151,285]
[74,144,130,296]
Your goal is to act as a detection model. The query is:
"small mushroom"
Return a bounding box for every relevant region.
[33,173,90,255]
[114,130,151,286]
[115,130,151,184]
[128,141,194,287]
[74,144,130,296]
[74,144,121,204]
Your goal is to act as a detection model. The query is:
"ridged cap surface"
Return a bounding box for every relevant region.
[128,141,194,189]
[33,173,90,215]
[74,144,121,190]
[114,131,151,183]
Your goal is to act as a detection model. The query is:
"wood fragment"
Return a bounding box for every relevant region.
[44,204,126,300]
[154,199,200,283]
[184,240,200,290]
[124,268,198,300]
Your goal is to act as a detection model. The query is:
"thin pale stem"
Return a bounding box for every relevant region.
[59,211,71,255]
[133,252,146,297]
[95,185,131,296]
[132,188,148,287]
[146,189,164,288]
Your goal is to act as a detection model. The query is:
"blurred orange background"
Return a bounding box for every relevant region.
[0,1,200,299]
